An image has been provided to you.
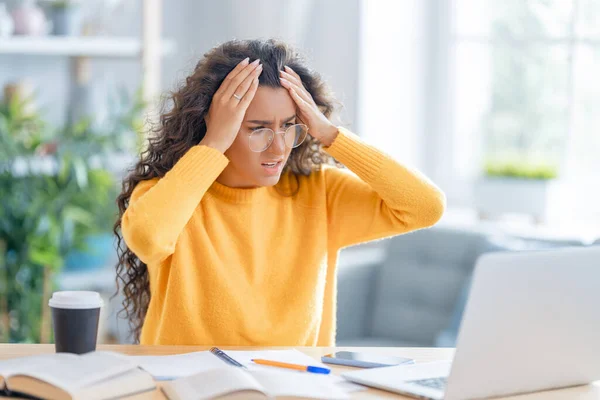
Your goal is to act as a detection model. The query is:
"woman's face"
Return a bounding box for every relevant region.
[218,86,297,188]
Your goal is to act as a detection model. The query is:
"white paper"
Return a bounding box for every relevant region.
[74,368,156,400]
[129,351,226,380]
[0,353,70,378]
[129,349,326,380]
[15,351,138,391]
[230,349,328,370]
[162,367,349,400]
[163,367,264,400]
[250,369,350,399]
[232,349,365,392]
[129,349,363,393]
[328,376,368,393]
[342,360,453,385]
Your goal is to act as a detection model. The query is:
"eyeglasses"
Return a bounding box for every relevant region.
[248,124,309,153]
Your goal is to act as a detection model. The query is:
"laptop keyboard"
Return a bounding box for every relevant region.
[407,377,447,391]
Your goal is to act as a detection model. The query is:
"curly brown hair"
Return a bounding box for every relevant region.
[114,38,342,342]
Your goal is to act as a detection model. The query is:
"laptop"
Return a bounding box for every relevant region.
[343,246,600,399]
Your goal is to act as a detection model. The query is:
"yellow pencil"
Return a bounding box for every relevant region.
[251,359,331,374]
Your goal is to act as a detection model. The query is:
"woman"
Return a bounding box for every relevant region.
[115,38,445,346]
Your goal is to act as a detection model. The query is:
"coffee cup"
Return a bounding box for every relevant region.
[49,291,103,354]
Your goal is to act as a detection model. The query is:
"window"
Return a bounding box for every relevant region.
[453,0,600,182]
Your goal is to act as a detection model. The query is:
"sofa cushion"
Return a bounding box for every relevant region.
[486,234,586,251]
[369,227,502,346]
[336,337,423,348]
[336,249,382,340]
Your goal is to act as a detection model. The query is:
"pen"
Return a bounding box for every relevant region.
[251,359,331,374]
[210,347,248,369]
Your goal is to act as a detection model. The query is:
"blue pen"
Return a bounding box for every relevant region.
[210,347,248,369]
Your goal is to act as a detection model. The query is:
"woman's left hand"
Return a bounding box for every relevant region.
[279,66,339,147]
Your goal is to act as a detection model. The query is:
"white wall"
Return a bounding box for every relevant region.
[165,0,361,130]
[357,0,430,169]
[0,0,360,131]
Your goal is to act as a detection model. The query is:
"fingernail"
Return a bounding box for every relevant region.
[285,66,292,71]
[251,59,260,65]
[242,57,249,64]
[256,64,263,71]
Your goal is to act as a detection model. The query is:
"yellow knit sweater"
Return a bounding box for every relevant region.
[122,128,445,346]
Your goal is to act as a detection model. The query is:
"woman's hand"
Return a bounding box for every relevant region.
[201,58,263,153]
[279,66,339,147]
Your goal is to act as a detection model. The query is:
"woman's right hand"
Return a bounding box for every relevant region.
[201,57,263,153]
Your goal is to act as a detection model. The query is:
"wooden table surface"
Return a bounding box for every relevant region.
[1,344,599,399]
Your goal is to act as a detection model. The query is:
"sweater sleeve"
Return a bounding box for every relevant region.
[121,145,229,265]
[324,127,446,249]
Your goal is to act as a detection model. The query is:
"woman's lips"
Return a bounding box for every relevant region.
[261,160,283,175]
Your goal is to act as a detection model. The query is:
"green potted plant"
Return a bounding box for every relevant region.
[474,156,562,224]
[0,88,142,343]
[62,89,144,272]
[44,0,82,36]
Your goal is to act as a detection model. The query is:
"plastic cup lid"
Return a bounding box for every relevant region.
[48,291,103,309]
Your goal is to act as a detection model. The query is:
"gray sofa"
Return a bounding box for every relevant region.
[336,226,588,347]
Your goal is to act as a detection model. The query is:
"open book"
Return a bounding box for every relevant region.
[0,351,155,400]
[131,349,336,380]
[162,366,349,400]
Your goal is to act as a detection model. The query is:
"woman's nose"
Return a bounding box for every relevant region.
[269,132,286,154]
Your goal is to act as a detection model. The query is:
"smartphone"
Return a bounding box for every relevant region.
[321,351,415,368]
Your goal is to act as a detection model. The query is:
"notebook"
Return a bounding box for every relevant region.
[0,351,155,400]
[161,366,350,400]
[130,349,331,380]
[130,349,365,393]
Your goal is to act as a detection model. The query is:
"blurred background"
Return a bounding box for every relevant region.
[0,0,599,346]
